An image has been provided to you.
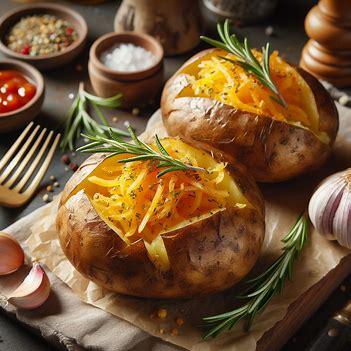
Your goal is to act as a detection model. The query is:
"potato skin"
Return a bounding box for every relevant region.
[57,151,265,298]
[161,49,339,182]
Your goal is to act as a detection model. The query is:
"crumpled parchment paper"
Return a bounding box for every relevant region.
[1,104,351,351]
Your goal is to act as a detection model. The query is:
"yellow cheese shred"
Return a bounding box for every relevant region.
[180,49,327,142]
[82,139,248,271]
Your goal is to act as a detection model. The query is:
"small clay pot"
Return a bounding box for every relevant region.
[88,32,164,109]
[0,3,88,71]
[0,59,45,133]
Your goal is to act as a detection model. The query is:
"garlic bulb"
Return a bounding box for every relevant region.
[7,263,51,309]
[0,232,24,275]
[308,168,351,248]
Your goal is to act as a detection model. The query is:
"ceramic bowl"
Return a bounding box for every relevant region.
[0,3,88,70]
[0,59,45,133]
[88,32,164,108]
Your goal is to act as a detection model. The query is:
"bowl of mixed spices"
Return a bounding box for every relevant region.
[0,3,88,70]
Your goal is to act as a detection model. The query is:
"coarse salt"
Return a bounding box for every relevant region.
[101,43,157,72]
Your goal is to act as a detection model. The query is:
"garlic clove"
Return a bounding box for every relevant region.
[7,263,50,309]
[308,168,351,249]
[333,189,351,248]
[0,232,24,276]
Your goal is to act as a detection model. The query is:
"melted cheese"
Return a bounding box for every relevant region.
[75,138,248,271]
[178,49,328,143]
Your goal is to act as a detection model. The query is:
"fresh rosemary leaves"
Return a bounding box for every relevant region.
[201,19,287,107]
[78,126,205,177]
[203,212,308,339]
[60,82,129,151]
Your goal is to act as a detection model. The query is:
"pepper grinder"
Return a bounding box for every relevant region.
[300,0,351,87]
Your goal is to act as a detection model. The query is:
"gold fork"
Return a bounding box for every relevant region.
[0,122,60,208]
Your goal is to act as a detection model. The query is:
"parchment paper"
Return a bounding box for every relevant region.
[1,104,351,351]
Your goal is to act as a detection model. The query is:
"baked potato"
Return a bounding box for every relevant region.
[56,138,265,298]
[161,49,339,182]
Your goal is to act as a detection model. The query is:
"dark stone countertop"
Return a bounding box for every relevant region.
[0,0,350,350]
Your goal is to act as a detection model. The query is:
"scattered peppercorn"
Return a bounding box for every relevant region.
[53,181,60,188]
[61,154,70,165]
[234,20,243,28]
[6,14,78,57]
[112,116,118,122]
[46,185,53,192]
[49,175,56,181]
[175,317,184,326]
[69,162,79,171]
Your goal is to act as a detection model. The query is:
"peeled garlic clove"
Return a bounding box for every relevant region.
[7,263,50,309]
[308,168,351,248]
[0,232,24,275]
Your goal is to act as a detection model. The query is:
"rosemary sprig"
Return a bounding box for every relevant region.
[201,19,287,107]
[203,212,308,339]
[77,125,205,177]
[60,82,129,151]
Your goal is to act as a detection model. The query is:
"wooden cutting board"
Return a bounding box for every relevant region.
[257,255,351,350]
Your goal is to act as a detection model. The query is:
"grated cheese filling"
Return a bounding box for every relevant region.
[178,49,329,143]
[74,138,248,271]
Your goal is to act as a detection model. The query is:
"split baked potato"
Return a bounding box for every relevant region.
[56,138,265,298]
[161,49,339,182]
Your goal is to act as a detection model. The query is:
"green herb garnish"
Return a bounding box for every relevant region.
[77,125,205,177]
[203,212,308,338]
[60,82,129,151]
[201,19,287,107]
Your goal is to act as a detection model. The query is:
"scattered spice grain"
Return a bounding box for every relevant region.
[170,328,179,336]
[157,308,167,319]
[61,154,70,165]
[42,193,50,203]
[175,317,184,326]
[69,163,79,171]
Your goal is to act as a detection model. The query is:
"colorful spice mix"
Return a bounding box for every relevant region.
[5,14,78,57]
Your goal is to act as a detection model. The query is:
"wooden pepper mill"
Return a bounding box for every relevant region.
[114,0,201,56]
[300,0,351,87]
